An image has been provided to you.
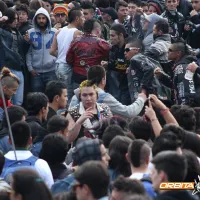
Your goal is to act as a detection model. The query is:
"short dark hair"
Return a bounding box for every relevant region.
[129,116,152,141]
[74,161,109,199]
[39,133,68,165]
[83,18,101,33]
[42,0,53,6]
[87,65,106,86]
[161,124,186,147]
[2,106,27,128]
[109,136,132,177]
[182,149,200,182]
[125,195,152,200]
[102,125,125,148]
[154,19,169,34]
[3,8,17,24]
[115,0,128,11]
[12,169,53,200]
[11,121,31,148]
[47,115,69,133]
[152,132,181,157]
[128,0,142,7]
[126,37,144,51]
[71,1,81,8]
[172,105,196,131]
[152,151,187,182]
[194,107,200,131]
[68,8,82,23]
[54,191,77,200]
[81,1,95,12]
[110,23,127,38]
[26,92,48,116]
[45,81,67,103]
[128,139,150,167]
[15,4,29,15]
[112,176,146,195]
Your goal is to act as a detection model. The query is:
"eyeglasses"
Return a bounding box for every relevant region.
[55,13,66,17]
[124,47,139,52]
[72,183,83,191]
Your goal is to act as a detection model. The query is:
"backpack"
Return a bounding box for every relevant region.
[1,156,38,185]
[30,142,42,157]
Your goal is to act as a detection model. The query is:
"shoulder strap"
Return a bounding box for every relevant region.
[140,176,152,183]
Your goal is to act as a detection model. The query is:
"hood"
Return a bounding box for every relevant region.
[154,34,171,42]
[157,190,197,200]
[175,55,197,66]
[144,13,163,37]
[32,7,51,31]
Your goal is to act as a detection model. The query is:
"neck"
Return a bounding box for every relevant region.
[68,22,77,28]
[98,84,104,90]
[35,113,43,121]
[49,103,58,112]
[40,27,47,32]
[119,39,125,48]
[118,17,124,24]
[131,165,149,174]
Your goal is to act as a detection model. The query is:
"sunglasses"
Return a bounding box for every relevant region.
[55,13,66,17]
[125,47,139,52]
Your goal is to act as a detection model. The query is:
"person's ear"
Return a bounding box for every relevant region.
[28,137,32,145]
[54,95,60,102]
[126,153,130,163]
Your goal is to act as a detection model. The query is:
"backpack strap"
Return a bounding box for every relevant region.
[140,176,152,183]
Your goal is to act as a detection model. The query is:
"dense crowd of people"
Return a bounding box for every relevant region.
[0,0,200,199]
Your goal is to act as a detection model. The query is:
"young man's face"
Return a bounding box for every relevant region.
[142,6,149,14]
[17,10,28,24]
[76,11,85,28]
[128,3,137,17]
[3,82,19,100]
[166,0,178,11]
[9,14,18,29]
[109,30,121,46]
[168,44,180,61]
[101,12,112,22]
[36,14,48,28]
[124,43,139,60]
[82,8,94,20]
[54,12,67,24]
[57,88,68,109]
[117,6,128,20]
[42,1,52,14]
[191,0,200,11]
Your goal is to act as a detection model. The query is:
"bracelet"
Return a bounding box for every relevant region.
[151,118,158,122]
[160,108,169,115]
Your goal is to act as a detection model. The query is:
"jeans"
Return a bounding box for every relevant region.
[10,69,24,105]
[107,70,131,105]
[31,70,57,92]
[55,63,73,102]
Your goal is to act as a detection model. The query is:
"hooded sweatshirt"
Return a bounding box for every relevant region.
[143,14,163,52]
[26,8,57,73]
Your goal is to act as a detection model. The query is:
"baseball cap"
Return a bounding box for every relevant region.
[100,7,118,21]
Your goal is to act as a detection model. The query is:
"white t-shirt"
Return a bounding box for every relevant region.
[56,27,77,64]
[4,151,54,188]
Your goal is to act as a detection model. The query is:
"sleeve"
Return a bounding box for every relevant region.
[103,94,145,118]
[35,159,54,188]
[139,60,154,91]
[174,65,196,105]
[26,45,33,72]
[190,15,200,25]
[145,42,164,59]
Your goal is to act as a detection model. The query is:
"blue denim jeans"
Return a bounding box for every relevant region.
[107,70,131,105]
[10,69,24,106]
[31,70,57,92]
[55,63,73,102]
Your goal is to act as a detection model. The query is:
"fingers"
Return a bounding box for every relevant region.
[148,99,152,108]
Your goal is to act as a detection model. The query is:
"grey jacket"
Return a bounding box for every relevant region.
[69,87,145,118]
[26,8,57,73]
[145,34,171,63]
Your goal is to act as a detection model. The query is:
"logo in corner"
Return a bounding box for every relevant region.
[192,175,200,195]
